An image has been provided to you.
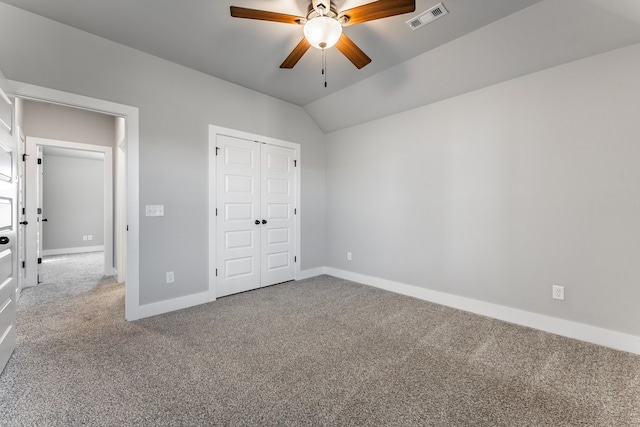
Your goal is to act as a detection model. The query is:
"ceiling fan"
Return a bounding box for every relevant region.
[230,0,416,69]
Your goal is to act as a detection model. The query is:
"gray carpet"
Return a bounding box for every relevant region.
[0,258,639,426]
[30,251,114,300]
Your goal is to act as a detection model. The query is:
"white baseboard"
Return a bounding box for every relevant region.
[137,291,210,320]
[42,246,104,256]
[128,265,640,354]
[298,267,327,280]
[324,267,640,355]
[134,267,328,320]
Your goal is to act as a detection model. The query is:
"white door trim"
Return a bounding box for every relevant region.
[208,125,301,301]
[8,80,140,321]
[25,137,113,281]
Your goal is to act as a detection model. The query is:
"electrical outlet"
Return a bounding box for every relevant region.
[347,252,352,261]
[83,235,88,241]
[87,235,93,241]
[552,285,565,301]
[166,271,175,284]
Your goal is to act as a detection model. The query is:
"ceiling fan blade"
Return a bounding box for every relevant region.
[280,38,312,69]
[335,34,372,69]
[230,6,303,24]
[339,0,415,25]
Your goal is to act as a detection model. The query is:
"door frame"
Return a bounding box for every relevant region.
[8,80,141,321]
[208,125,301,301]
[25,137,113,283]
[16,126,25,299]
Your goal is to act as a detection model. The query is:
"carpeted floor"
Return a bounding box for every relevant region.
[0,256,639,426]
[31,251,114,300]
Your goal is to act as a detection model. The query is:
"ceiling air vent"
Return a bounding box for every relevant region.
[406,2,448,31]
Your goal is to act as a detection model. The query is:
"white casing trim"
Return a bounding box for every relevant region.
[323,267,640,355]
[9,80,140,321]
[26,136,113,282]
[42,246,104,256]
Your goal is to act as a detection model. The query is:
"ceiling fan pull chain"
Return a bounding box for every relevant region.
[323,48,328,88]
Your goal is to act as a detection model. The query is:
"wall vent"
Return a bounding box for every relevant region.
[406,2,449,31]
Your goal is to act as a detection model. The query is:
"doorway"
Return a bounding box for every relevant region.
[24,138,113,286]
[7,80,140,320]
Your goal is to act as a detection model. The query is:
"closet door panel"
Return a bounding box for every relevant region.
[260,144,296,287]
[215,135,261,297]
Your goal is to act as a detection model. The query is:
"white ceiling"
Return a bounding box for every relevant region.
[2,0,640,133]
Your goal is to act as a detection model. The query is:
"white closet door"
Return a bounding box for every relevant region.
[261,144,295,287]
[214,134,297,298]
[0,76,16,374]
[216,135,261,298]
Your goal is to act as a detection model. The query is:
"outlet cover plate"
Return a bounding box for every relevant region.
[552,285,565,300]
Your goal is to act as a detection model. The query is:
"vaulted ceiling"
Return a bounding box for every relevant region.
[2,0,640,132]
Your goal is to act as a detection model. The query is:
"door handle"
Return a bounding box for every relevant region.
[262,219,267,225]
[42,218,48,222]
[254,220,260,225]
[20,221,28,225]
[0,236,9,245]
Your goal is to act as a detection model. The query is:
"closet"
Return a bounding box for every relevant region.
[214,134,297,298]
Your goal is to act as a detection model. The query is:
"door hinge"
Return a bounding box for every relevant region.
[215,147,220,156]
[22,154,28,161]
[215,268,218,277]
[294,160,297,167]
[21,208,25,215]
[126,225,129,231]
[38,257,42,264]
[22,261,25,268]
[37,158,42,165]
[216,208,218,216]
[294,208,297,215]
[294,256,297,263]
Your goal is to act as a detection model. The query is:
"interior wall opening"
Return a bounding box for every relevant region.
[16,99,126,299]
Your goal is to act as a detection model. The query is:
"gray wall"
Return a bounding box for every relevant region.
[43,152,104,251]
[325,43,640,337]
[6,2,636,339]
[0,3,326,305]
[22,100,116,147]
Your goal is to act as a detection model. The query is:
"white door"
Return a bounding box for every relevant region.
[36,146,43,283]
[24,140,41,287]
[215,135,296,298]
[16,130,25,294]
[0,74,17,374]
[216,135,261,297]
[261,144,296,287]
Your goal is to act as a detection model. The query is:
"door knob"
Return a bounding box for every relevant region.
[254,220,260,225]
[0,236,8,245]
[262,219,267,225]
[20,221,28,225]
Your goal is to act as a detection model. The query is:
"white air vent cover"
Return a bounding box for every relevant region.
[406,2,449,31]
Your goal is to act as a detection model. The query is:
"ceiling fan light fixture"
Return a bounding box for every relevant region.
[303,16,342,50]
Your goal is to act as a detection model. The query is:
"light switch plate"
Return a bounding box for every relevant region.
[146,205,165,217]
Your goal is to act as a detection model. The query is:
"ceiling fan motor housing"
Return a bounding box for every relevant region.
[308,1,339,19]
